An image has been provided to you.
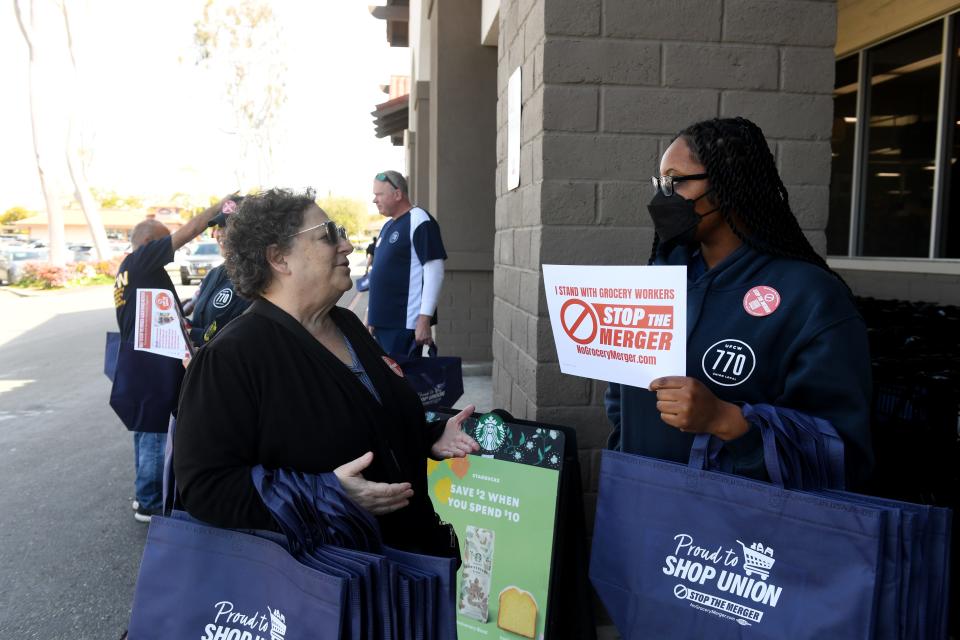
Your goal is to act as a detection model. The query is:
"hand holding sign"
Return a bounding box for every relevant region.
[650,376,749,441]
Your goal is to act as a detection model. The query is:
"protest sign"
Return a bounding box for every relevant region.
[426,411,564,640]
[133,288,192,360]
[542,265,686,389]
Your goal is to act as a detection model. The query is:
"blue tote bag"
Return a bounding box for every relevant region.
[390,345,463,408]
[254,466,458,640]
[108,340,184,433]
[104,331,120,382]
[590,441,885,639]
[128,515,345,640]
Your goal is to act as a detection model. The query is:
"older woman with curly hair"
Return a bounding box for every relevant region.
[174,188,477,555]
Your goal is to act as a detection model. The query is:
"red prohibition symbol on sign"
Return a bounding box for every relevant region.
[560,298,598,345]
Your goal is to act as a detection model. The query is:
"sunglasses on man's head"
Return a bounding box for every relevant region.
[376,172,401,190]
[286,221,348,244]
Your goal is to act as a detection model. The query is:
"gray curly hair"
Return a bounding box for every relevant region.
[223,188,318,298]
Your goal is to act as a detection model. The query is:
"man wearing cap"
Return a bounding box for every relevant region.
[368,170,447,355]
[110,198,225,522]
[184,198,251,346]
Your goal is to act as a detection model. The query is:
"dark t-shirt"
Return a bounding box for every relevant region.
[113,237,179,343]
[188,264,250,346]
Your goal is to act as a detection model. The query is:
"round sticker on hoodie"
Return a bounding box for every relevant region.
[743,286,781,317]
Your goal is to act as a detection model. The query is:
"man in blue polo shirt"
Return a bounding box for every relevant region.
[368,170,447,355]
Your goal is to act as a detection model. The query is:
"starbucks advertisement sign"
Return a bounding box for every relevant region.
[426,412,565,640]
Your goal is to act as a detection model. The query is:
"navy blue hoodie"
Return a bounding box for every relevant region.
[605,244,873,488]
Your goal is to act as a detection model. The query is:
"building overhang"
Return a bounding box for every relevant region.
[369,1,409,47]
[371,94,409,146]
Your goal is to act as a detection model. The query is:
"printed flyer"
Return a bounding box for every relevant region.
[133,288,192,360]
[542,264,687,389]
[426,411,564,640]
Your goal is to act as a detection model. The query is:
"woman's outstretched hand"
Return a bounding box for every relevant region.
[333,451,413,515]
[430,404,480,459]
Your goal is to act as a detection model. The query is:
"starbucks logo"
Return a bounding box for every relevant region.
[474,414,506,452]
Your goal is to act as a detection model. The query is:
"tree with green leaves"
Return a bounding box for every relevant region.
[13,0,68,265]
[1,206,35,225]
[90,188,143,210]
[193,0,287,189]
[316,195,375,240]
[14,0,110,262]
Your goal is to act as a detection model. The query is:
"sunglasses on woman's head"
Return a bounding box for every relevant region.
[286,221,348,244]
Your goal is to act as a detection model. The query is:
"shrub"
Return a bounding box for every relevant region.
[93,255,124,277]
[15,261,114,289]
[19,262,69,288]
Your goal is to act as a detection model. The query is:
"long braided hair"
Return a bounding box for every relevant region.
[648,117,843,283]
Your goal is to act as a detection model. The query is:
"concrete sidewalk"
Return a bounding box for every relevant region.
[456,362,493,412]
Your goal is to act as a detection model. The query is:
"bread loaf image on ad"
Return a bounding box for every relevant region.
[496,586,537,638]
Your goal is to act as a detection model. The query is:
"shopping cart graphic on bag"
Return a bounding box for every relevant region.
[268,606,287,640]
[736,540,775,580]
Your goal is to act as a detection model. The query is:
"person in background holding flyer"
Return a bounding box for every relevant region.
[111,197,227,522]
[605,117,873,488]
[184,197,251,347]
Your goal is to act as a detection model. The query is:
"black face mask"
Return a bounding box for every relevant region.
[646,190,718,250]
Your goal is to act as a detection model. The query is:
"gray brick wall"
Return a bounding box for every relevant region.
[493,0,839,543]
[838,269,960,305]
[435,271,494,361]
[429,0,496,364]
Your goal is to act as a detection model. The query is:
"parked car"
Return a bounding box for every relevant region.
[68,244,95,262]
[109,241,131,257]
[179,241,223,284]
[0,247,48,284]
[0,234,28,246]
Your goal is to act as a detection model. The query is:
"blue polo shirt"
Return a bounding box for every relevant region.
[368,207,447,330]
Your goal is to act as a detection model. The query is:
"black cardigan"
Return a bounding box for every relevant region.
[174,298,445,550]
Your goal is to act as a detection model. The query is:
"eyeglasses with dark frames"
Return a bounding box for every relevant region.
[375,171,401,190]
[286,221,348,244]
[651,173,708,197]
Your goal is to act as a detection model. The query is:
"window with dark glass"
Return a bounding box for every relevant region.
[940,20,960,258]
[827,56,860,256]
[860,22,943,257]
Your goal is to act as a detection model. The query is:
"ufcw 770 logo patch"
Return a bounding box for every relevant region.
[701,339,756,387]
[213,287,234,309]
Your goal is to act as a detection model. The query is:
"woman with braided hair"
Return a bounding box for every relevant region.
[605,117,873,488]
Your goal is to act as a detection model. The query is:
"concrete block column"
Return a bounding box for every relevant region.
[493,0,838,524]
[428,0,498,362]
